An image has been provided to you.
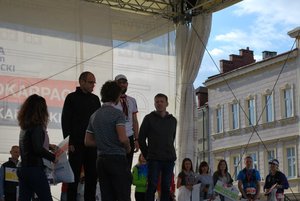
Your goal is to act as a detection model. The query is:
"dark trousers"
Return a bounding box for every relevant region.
[135,192,146,201]
[17,167,52,201]
[67,145,97,201]
[4,192,17,201]
[146,160,174,201]
[97,155,131,201]
[127,135,135,170]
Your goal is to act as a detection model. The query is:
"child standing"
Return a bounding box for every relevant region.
[132,154,148,201]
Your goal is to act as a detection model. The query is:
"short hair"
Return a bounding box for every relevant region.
[79,71,92,82]
[17,94,49,130]
[11,145,19,151]
[181,158,194,172]
[199,161,209,174]
[101,81,122,103]
[154,93,168,102]
[244,156,253,161]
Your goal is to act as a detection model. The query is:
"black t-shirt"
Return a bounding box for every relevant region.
[178,171,196,186]
[264,171,289,193]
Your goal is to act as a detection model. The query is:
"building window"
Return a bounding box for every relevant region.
[265,149,276,177]
[284,88,293,118]
[262,90,275,123]
[265,94,274,122]
[231,102,239,129]
[247,99,256,126]
[267,150,275,161]
[233,155,241,180]
[249,152,258,170]
[216,107,223,133]
[280,85,294,119]
[286,147,296,178]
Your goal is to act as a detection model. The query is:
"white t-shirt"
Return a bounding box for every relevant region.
[113,95,138,137]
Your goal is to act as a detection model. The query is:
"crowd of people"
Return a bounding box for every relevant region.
[0,71,290,201]
[175,156,289,201]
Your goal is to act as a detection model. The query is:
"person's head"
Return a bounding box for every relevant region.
[244,156,253,169]
[269,159,279,172]
[115,74,128,94]
[17,94,49,130]
[154,93,168,113]
[181,158,194,172]
[138,153,147,164]
[100,81,122,104]
[10,145,20,160]
[217,159,228,173]
[79,71,96,93]
[199,161,209,174]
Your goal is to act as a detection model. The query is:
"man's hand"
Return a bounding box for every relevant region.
[186,184,193,191]
[69,145,75,152]
[126,144,131,154]
[254,194,260,201]
[49,144,59,152]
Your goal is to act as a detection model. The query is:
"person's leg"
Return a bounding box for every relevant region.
[97,156,115,201]
[67,145,83,201]
[83,146,98,201]
[32,167,53,201]
[109,156,131,201]
[135,192,146,201]
[17,167,33,201]
[126,135,135,170]
[146,160,161,201]
[4,193,16,201]
[160,161,174,201]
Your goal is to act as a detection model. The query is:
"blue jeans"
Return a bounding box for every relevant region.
[17,166,52,201]
[146,160,175,201]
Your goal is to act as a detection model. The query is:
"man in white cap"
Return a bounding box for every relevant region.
[264,159,289,201]
[114,74,139,169]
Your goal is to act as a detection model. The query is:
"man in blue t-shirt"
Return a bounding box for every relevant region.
[237,156,261,200]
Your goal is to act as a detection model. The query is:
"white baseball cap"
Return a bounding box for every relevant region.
[115,74,127,81]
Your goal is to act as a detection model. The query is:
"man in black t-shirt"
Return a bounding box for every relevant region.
[264,159,289,201]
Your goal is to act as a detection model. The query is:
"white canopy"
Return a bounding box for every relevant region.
[0,0,239,170]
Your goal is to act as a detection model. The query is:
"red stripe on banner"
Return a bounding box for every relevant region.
[0,75,76,107]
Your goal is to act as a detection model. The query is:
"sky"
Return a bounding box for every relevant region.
[193,0,300,88]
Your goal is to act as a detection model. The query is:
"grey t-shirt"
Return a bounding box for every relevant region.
[86,104,126,156]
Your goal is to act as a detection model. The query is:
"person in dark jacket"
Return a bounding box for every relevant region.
[264,159,289,201]
[61,71,101,201]
[139,93,177,201]
[17,94,57,201]
[0,145,20,201]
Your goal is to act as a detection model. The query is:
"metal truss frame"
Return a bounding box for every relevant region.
[84,0,242,21]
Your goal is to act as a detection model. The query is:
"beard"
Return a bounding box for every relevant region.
[122,88,127,94]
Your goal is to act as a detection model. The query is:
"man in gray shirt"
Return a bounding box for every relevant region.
[85,80,131,201]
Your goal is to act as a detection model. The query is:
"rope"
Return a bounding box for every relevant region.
[191,21,299,200]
